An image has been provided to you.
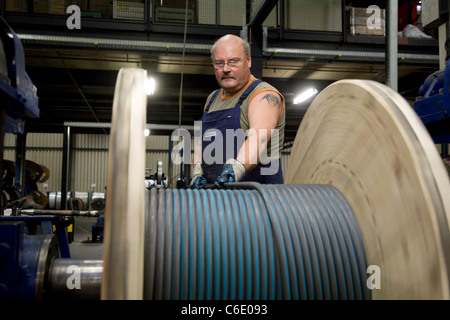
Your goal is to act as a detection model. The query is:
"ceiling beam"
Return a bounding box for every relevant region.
[247,0,280,30]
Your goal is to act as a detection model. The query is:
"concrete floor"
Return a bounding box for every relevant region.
[68,215,104,260]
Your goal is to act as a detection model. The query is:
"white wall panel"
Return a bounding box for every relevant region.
[3,133,63,192]
[2,132,295,195]
[197,0,216,25]
[286,0,342,32]
[219,0,245,26]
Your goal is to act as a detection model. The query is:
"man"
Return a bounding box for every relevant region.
[191,34,285,189]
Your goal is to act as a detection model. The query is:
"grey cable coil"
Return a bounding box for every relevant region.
[144,182,371,300]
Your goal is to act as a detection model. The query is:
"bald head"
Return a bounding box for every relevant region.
[211,34,251,60]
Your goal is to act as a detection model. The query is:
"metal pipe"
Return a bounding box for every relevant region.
[63,121,195,131]
[386,0,398,91]
[47,259,103,300]
[17,32,438,65]
[61,125,71,210]
[20,209,100,217]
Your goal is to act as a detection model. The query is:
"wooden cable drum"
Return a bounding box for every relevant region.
[286,79,450,299]
[30,190,48,208]
[25,160,43,183]
[67,197,85,211]
[38,164,50,183]
[101,68,147,300]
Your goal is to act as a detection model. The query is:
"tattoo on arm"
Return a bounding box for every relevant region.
[260,94,281,107]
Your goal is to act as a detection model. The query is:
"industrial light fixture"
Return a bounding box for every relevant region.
[293,87,318,104]
[144,128,150,136]
[145,77,156,95]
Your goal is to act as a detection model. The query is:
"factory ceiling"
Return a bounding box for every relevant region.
[3,3,440,146]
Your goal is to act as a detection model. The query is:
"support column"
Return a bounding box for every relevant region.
[61,125,72,210]
[386,0,398,91]
[14,132,26,197]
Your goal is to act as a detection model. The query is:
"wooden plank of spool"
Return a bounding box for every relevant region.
[286,79,450,299]
[101,68,147,300]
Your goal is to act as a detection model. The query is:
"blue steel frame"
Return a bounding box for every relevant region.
[413,61,450,144]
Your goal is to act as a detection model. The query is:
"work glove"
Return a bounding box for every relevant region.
[190,162,207,189]
[214,159,246,189]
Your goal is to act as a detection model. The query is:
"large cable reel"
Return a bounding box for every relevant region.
[286,79,450,299]
[102,68,450,300]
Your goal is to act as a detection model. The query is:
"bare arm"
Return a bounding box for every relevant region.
[236,90,283,172]
[193,140,202,164]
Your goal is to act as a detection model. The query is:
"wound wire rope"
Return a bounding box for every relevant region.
[144,182,371,300]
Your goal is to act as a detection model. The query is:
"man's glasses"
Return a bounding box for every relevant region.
[212,58,244,69]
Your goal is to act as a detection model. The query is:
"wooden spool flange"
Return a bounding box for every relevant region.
[286,79,450,299]
[101,68,147,300]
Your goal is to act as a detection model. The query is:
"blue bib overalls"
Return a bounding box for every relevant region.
[200,80,283,184]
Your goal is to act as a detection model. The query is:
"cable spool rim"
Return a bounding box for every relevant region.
[101,68,147,300]
[286,79,450,299]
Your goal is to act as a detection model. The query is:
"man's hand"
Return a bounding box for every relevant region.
[190,162,207,189]
[214,159,246,188]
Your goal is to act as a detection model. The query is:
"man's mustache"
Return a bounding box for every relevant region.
[221,75,236,80]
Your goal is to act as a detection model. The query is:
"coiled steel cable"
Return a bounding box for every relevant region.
[144,182,371,300]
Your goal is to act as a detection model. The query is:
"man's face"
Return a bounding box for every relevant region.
[212,41,251,96]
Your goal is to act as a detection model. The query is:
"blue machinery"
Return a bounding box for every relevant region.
[0,17,39,134]
[413,61,450,152]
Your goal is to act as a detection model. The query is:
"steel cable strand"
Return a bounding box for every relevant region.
[269,185,308,299]
[245,188,275,299]
[171,188,182,299]
[263,185,299,299]
[211,190,224,300]
[229,189,248,300]
[203,189,214,300]
[144,183,368,300]
[223,189,240,300]
[216,189,230,299]
[310,185,357,299]
[162,189,174,300]
[294,185,339,300]
[302,185,346,299]
[198,190,215,300]
[189,189,200,299]
[210,189,223,299]
[252,189,277,300]
[181,189,190,299]
[267,185,305,299]
[153,188,167,299]
[240,189,262,299]
[144,188,158,299]
[277,185,317,299]
[194,189,206,299]
[304,185,351,299]
[227,182,296,299]
[260,186,330,300]
[233,189,254,299]
[322,186,371,300]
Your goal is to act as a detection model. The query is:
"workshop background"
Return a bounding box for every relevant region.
[1,0,446,206]
[1,0,450,302]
